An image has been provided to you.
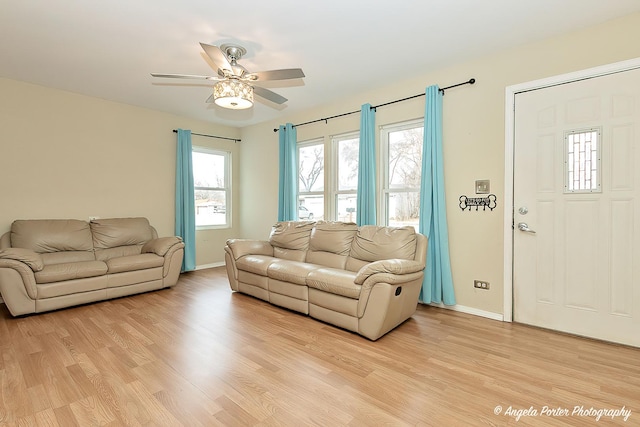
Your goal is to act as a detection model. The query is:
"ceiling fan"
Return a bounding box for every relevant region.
[151,43,305,110]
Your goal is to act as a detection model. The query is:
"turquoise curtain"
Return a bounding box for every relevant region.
[175,129,196,272]
[356,103,376,225]
[278,123,298,221]
[419,86,456,305]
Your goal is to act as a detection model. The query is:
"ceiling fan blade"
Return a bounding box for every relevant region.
[254,86,288,104]
[199,43,232,74]
[249,68,305,81]
[151,73,221,80]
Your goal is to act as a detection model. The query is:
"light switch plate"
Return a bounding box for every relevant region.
[475,180,490,194]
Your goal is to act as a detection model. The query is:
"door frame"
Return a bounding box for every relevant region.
[503,57,640,322]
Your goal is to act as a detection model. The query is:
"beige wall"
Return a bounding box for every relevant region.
[0,78,240,267]
[238,12,640,316]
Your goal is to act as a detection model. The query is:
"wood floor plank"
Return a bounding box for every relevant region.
[34,407,60,427]
[68,395,117,426]
[1,266,638,426]
[152,388,224,427]
[52,405,78,427]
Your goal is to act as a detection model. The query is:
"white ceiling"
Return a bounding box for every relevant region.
[2,1,639,128]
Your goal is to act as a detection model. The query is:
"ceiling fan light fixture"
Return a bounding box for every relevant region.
[213,80,254,109]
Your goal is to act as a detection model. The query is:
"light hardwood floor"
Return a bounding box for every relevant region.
[0,267,638,426]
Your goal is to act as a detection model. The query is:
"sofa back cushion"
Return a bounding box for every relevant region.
[268,221,314,262]
[91,217,153,261]
[307,221,358,269]
[91,217,153,249]
[345,225,417,272]
[10,219,94,254]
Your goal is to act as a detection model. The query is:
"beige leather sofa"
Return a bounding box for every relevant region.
[224,221,427,340]
[0,217,184,316]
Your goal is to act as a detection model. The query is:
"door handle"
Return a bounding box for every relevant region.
[518,222,536,234]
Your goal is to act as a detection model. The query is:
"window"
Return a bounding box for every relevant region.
[565,128,601,193]
[298,139,324,220]
[333,132,359,222]
[193,147,231,228]
[381,119,423,230]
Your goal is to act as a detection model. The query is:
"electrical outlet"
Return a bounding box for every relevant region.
[475,179,490,194]
[89,216,100,221]
[474,280,490,290]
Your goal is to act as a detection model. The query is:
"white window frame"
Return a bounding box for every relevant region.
[380,118,424,228]
[331,131,360,222]
[193,146,231,230]
[297,138,325,220]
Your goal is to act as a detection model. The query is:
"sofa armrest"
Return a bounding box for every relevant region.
[354,259,425,285]
[225,239,274,260]
[142,236,184,256]
[356,269,425,321]
[0,248,44,272]
[0,259,39,299]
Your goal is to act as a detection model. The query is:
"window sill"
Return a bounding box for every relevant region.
[196,224,231,231]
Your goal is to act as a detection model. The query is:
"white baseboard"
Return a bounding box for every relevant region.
[426,302,505,322]
[195,262,225,270]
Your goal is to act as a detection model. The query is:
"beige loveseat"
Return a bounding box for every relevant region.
[224,221,427,340]
[0,217,184,316]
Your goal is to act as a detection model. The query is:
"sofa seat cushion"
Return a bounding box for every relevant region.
[106,254,164,274]
[306,268,361,299]
[41,251,95,265]
[34,261,108,284]
[37,276,107,299]
[95,245,143,262]
[267,260,321,285]
[236,255,277,276]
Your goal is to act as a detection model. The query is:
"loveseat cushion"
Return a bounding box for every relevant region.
[91,217,153,249]
[34,260,108,284]
[306,268,361,299]
[105,253,164,274]
[11,219,93,253]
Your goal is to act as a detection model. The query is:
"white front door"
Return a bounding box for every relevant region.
[513,67,640,347]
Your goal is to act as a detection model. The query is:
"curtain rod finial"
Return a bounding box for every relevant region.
[469,78,476,84]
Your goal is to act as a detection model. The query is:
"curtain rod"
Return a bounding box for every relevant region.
[273,78,475,132]
[172,129,241,143]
